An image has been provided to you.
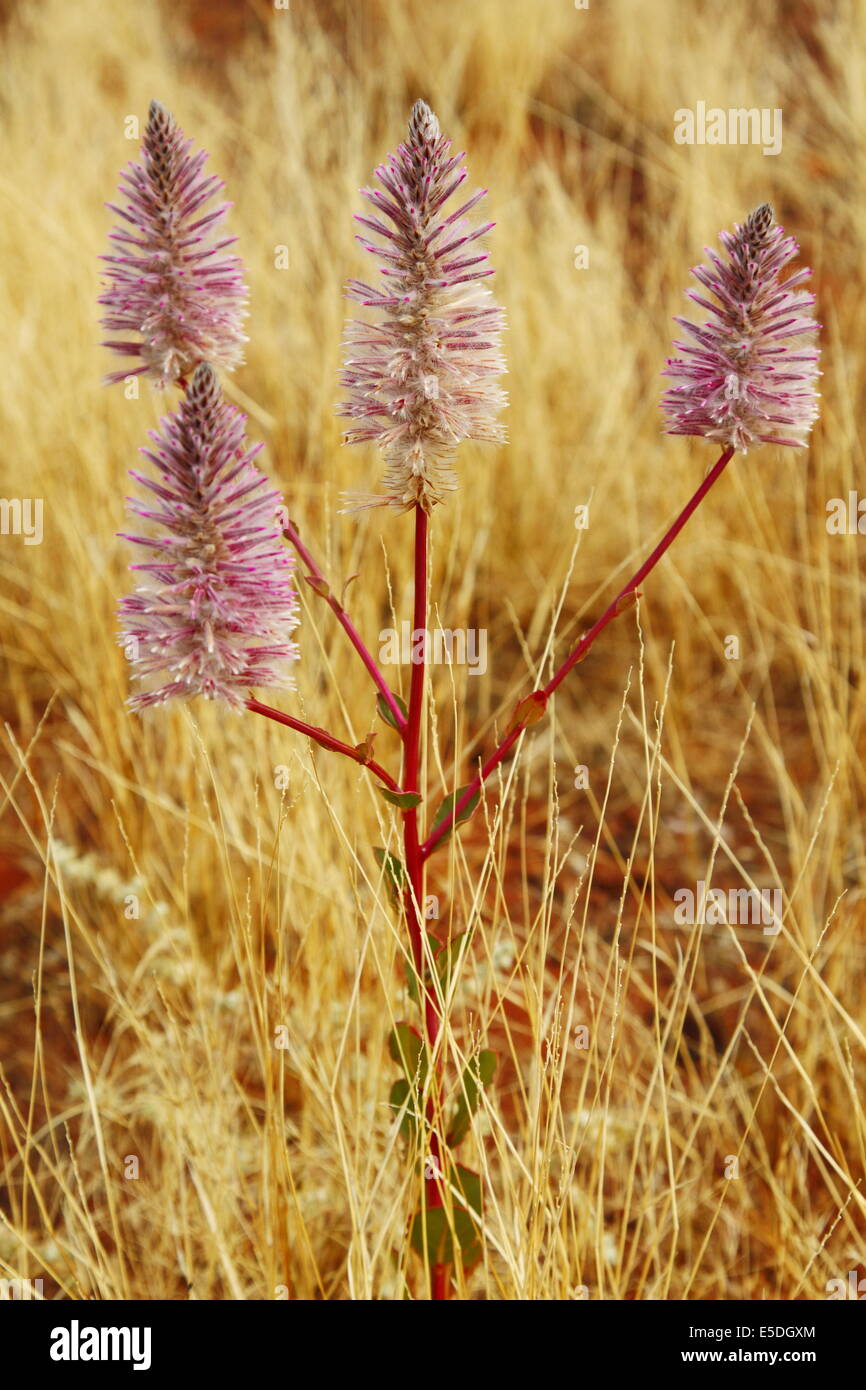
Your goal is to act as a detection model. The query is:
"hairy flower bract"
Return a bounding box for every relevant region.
[340,100,506,512]
[119,363,298,709]
[100,100,248,388]
[662,203,820,452]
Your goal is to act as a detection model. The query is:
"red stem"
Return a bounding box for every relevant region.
[400,506,449,1300]
[283,517,407,733]
[420,446,736,860]
[245,696,402,793]
[432,1263,450,1301]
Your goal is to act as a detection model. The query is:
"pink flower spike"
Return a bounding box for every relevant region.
[339,100,507,513]
[119,364,299,711]
[99,100,248,388]
[661,204,821,453]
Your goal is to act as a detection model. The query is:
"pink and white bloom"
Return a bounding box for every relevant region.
[340,100,506,512]
[100,100,247,388]
[119,364,298,710]
[662,204,820,452]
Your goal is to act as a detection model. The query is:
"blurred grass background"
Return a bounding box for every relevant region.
[1,0,865,1299]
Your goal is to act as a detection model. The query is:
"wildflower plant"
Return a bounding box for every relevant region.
[119,362,298,710]
[661,202,820,451]
[102,102,820,1299]
[100,100,248,387]
[339,100,506,512]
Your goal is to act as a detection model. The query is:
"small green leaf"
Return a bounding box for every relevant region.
[340,573,360,608]
[446,1051,498,1147]
[377,787,423,810]
[373,847,405,903]
[376,692,409,729]
[435,931,470,994]
[505,689,547,737]
[388,1078,419,1138]
[388,1024,427,1140]
[409,1164,483,1269]
[430,785,480,844]
[388,1022,426,1081]
[303,574,331,599]
[406,962,421,1007]
[615,587,641,615]
[353,733,377,764]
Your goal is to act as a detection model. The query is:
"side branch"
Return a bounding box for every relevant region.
[421,446,736,859]
[246,696,402,793]
[283,518,407,733]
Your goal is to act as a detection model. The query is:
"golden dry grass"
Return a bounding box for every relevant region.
[1,0,865,1300]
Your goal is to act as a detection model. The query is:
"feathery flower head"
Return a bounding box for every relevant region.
[119,363,298,710]
[339,100,507,512]
[100,100,248,388]
[661,204,820,452]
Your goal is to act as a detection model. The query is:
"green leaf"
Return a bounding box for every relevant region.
[373,847,405,903]
[409,1164,483,1269]
[388,1078,419,1138]
[377,787,423,810]
[353,733,377,764]
[430,785,480,845]
[388,1024,427,1141]
[406,962,422,1007]
[435,931,470,994]
[388,1022,426,1081]
[446,1051,498,1147]
[303,574,331,599]
[376,692,408,729]
[505,689,548,737]
[340,573,360,608]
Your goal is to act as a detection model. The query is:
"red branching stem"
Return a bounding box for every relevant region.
[420,446,736,860]
[245,696,402,793]
[282,517,407,733]
[402,506,428,974]
[401,505,449,1300]
[432,1264,450,1301]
